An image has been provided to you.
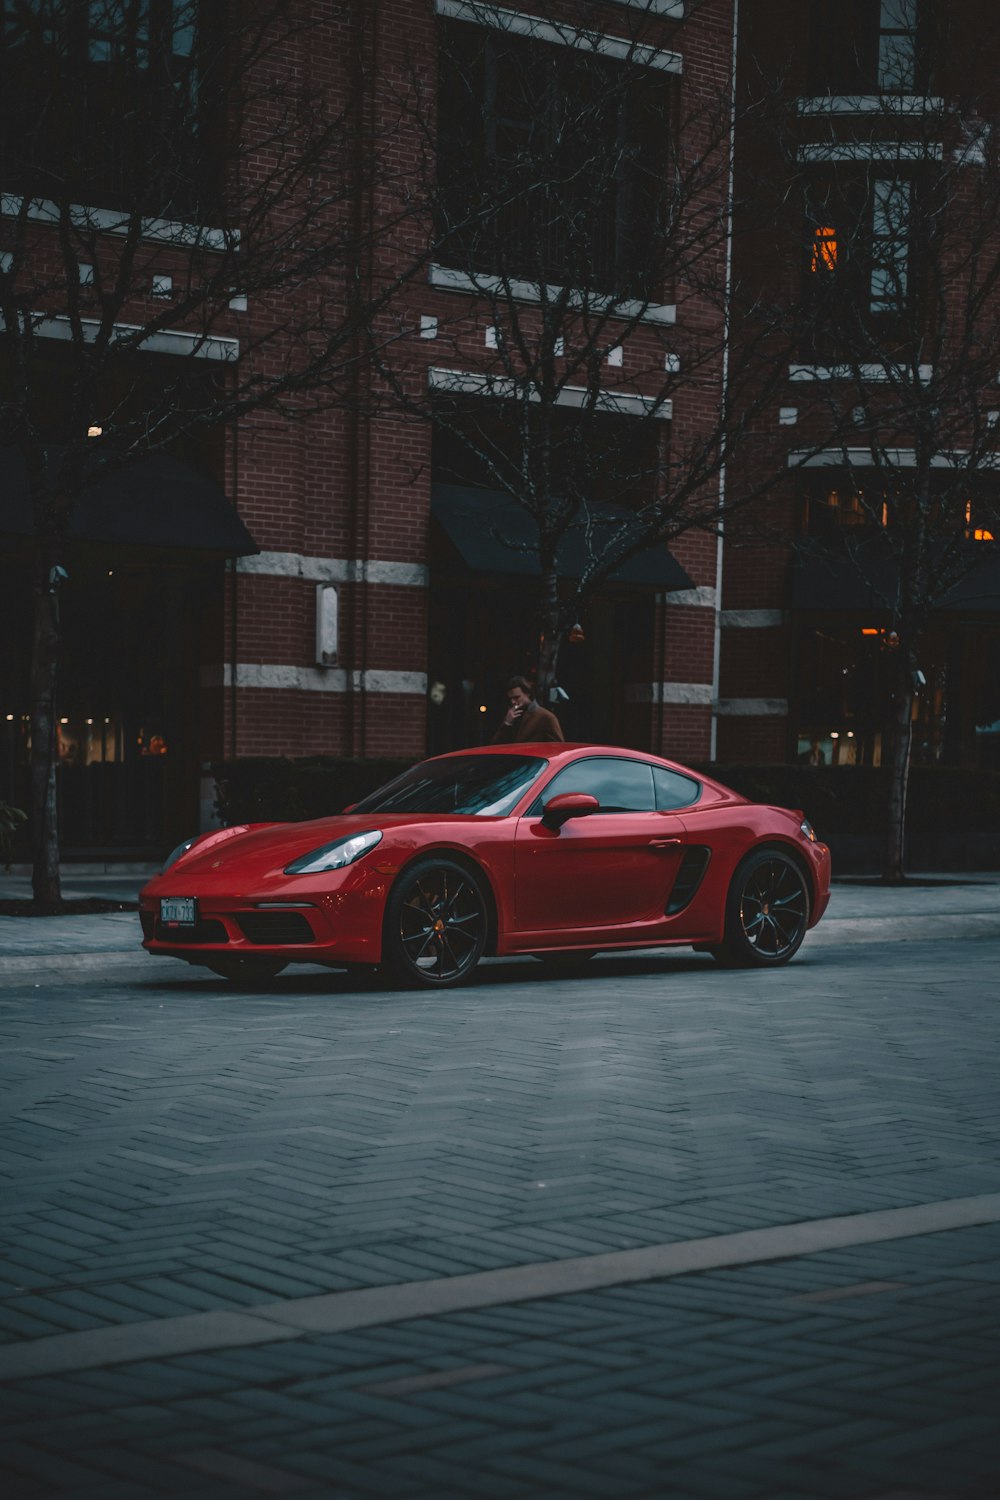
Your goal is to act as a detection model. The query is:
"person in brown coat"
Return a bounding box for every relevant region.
[491,675,565,743]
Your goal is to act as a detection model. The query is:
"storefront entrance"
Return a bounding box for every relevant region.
[1,551,222,857]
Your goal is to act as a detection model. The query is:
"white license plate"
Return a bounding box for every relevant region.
[161,897,197,926]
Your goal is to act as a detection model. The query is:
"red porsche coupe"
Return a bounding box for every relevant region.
[140,744,831,987]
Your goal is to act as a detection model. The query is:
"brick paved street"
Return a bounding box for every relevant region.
[1,895,999,1497]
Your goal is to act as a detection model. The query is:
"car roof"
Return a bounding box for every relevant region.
[430,741,696,774]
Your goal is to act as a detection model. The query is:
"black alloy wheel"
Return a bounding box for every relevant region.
[721,849,810,967]
[384,858,489,988]
[204,957,288,986]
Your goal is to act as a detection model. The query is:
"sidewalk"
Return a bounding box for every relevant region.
[2,869,999,972]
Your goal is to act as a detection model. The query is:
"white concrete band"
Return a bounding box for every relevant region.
[788,448,995,469]
[0,192,235,251]
[720,609,786,628]
[789,363,933,383]
[434,1,683,73]
[715,697,789,716]
[662,585,717,608]
[428,265,677,327]
[200,666,427,695]
[625,682,713,705]
[237,553,428,587]
[428,367,672,418]
[797,96,943,115]
[797,141,942,162]
[0,310,238,361]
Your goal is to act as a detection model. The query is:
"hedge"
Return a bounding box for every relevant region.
[213,757,410,827]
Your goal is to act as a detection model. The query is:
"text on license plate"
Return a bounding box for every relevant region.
[161,897,197,926]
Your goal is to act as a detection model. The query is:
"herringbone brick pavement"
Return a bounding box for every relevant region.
[2,1222,998,1497]
[1,934,999,1496]
[1,942,998,1345]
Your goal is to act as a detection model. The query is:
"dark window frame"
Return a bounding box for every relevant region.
[807,0,935,97]
[801,167,918,355]
[435,17,676,299]
[0,0,221,218]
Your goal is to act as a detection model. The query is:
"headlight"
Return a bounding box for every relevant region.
[800,819,817,843]
[163,836,198,873]
[162,824,251,874]
[285,830,382,874]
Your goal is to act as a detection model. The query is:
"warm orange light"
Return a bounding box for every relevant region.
[810,226,838,272]
[861,628,880,636]
[974,528,995,541]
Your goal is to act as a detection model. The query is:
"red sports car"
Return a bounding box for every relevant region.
[140,744,831,987]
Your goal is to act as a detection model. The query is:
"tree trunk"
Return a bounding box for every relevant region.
[535,565,563,708]
[882,650,916,884]
[30,575,63,911]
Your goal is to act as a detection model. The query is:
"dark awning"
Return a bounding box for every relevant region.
[0,448,259,556]
[431,483,693,589]
[792,537,1000,614]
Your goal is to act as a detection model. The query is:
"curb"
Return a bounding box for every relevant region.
[0,950,154,975]
[3,912,1000,975]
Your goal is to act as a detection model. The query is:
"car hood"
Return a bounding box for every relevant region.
[157,813,491,883]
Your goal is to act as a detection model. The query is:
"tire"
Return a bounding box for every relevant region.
[719,849,810,968]
[204,957,288,985]
[383,858,489,988]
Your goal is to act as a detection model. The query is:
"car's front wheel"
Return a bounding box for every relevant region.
[719,849,810,967]
[204,957,288,986]
[383,858,489,988]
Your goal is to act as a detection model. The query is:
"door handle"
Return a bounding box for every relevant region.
[648,837,682,849]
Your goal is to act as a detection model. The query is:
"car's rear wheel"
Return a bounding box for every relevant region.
[719,849,810,967]
[204,957,288,986]
[383,858,489,988]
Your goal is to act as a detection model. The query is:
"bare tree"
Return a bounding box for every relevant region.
[0,1,430,908]
[773,43,1000,880]
[373,0,799,706]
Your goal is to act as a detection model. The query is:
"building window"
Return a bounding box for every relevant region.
[878,0,918,92]
[802,171,915,351]
[436,19,675,298]
[869,177,910,314]
[0,0,217,217]
[809,225,838,274]
[808,0,932,96]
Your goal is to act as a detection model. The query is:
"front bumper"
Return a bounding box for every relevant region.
[140,883,386,966]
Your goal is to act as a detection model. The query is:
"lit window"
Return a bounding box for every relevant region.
[810,226,838,273]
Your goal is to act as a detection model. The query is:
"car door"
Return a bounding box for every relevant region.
[513,755,688,936]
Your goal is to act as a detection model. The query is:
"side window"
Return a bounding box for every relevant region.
[653,766,701,810]
[531,757,656,814]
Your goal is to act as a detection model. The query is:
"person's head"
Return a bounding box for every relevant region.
[506,675,534,709]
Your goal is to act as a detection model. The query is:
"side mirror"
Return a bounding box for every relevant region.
[541,791,599,830]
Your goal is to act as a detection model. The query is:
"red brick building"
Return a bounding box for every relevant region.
[724,0,1000,772]
[4,0,996,856]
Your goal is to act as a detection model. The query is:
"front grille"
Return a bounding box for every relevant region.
[236,911,315,945]
[154,917,230,944]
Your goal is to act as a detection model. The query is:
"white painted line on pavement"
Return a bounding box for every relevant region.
[2,1191,999,1381]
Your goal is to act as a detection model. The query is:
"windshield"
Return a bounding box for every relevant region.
[351,755,546,817]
